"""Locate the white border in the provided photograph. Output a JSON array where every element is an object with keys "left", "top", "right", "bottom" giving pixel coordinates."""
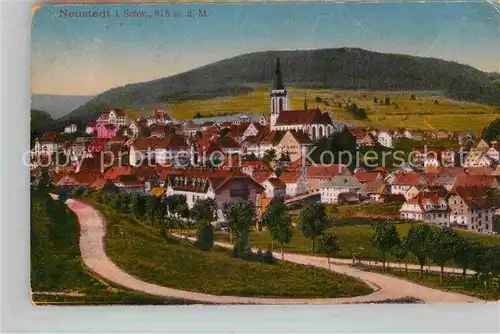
[{"left": 2, "top": 1, "right": 500, "bottom": 333}]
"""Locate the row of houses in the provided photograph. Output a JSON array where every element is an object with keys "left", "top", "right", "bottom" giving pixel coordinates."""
[{"left": 348, "top": 127, "right": 477, "bottom": 149}]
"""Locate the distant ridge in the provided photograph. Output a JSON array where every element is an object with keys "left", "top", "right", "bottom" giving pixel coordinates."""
[
  {"left": 62, "top": 48, "right": 500, "bottom": 125},
  {"left": 32, "top": 94, "right": 94, "bottom": 119}
]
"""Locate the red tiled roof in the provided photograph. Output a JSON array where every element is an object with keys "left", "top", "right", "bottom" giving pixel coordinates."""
[
  {"left": 466, "top": 167, "right": 494, "bottom": 176},
  {"left": 453, "top": 175, "right": 497, "bottom": 189},
  {"left": 252, "top": 171, "right": 274, "bottom": 184},
  {"left": 40, "top": 131, "right": 59, "bottom": 142},
  {"left": 104, "top": 166, "right": 135, "bottom": 180},
  {"left": 451, "top": 186, "right": 491, "bottom": 209},
  {"left": 279, "top": 171, "right": 302, "bottom": 183},
  {"left": 308, "top": 164, "right": 347, "bottom": 178},
  {"left": 287, "top": 130, "right": 312, "bottom": 145},
  {"left": 266, "top": 177, "right": 286, "bottom": 188},
  {"left": 393, "top": 173, "right": 427, "bottom": 186},
  {"left": 275, "top": 108, "right": 331, "bottom": 125},
  {"left": 354, "top": 171, "right": 382, "bottom": 183}
]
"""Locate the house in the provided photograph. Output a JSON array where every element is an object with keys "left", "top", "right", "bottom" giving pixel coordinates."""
[
  {"left": 464, "top": 151, "right": 493, "bottom": 168},
  {"left": 354, "top": 171, "right": 383, "bottom": 184},
  {"left": 113, "top": 175, "right": 145, "bottom": 193},
  {"left": 95, "top": 123, "right": 120, "bottom": 139},
  {"left": 391, "top": 173, "right": 428, "bottom": 199},
  {"left": 54, "top": 171, "right": 97, "bottom": 190},
  {"left": 85, "top": 122, "right": 96, "bottom": 135},
  {"left": 377, "top": 131, "right": 394, "bottom": 148},
  {"left": 165, "top": 169, "right": 264, "bottom": 222},
  {"left": 400, "top": 187, "right": 449, "bottom": 226},
  {"left": 486, "top": 143, "right": 500, "bottom": 162},
  {"left": 244, "top": 130, "right": 283, "bottom": 159},
  {"left": 275, "top": 130, "right": 313, "bottom": 163},
  {"left": 222, "top": 156, "right": 272, "bottom": 176},
  {"left": 348, "top": 127, "right": 366, "bottom": 147},
  {"left": 338, "top": 192, "right": 361, "bottom": 205},
  {"left": 472, "top": 138, "right": 490, "bottom": 152},
  {"left": 33, "top": 131, "right": 63, "bottom": 157},
  {"left": 63, "top": 124, "right": 77, "bottom": 134},
  {"left": 378, "top": 193, "right": 406, "bottom": 205},
  {"left": 360, "top": 179, "right": 387, "bottom": 202},
  {"left": 96, "top": 109, "right": 128, "bottom": 126},
  {"left": 320, "top": 175, "right": 362, "bottom": 204},
  {"left": 304, "top": 164, "right": 351, "bottom": 192},
  {"left": 153, "top": 135, "right": 190, "bottom": 166},
  {"left": 129, "top": 120, "right": 150, "bottom": 138},
  {"left": 262, "top": 177, "right": 286, "bottom": 199},
  {"left": 278, "top": 171, "right": 307, "bottom": 197},
  {"left": 448, "top": 187, "right": 496, "bottom": 233}
]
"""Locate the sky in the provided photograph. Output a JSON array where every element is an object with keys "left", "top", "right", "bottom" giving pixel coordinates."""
[{"left": 31, "top": 1, "right": 500, "bottom": 96}]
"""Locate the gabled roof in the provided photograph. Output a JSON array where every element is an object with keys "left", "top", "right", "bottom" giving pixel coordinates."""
[
  {"left": 286, "top": 130, "right": 313, "bottom": 145},
  {"left": 279, "top": 171, "right": 303, "bottom": 183},
  {"left": 354, "top": 171, "right": 382, "bottom": 183},
  {"left": 104, "top": 166, "right": 135, "bottom": 180},
  {"left": 275, "top": 108, "right": 331, "bottom": 126},
  {"left": 360, "top": 179, "right": 387, "bottom": 194},
  {"left": 308, "top": 164, "right": 348, "bottom": 178},
  {"left": 266, "top": 177, "right": 286, "bottom": 189},
  {"left": 393, "top": 173, "right": 427, "bottom": 186},
  {"left": 322, "top": 175, "right": 362, "bottom": 189},
  {"left": 450, "top": 186, "right": 492, "bottom": 209},
  {"left": 252, "top": 171, "right": 274, "bottom": 184}
]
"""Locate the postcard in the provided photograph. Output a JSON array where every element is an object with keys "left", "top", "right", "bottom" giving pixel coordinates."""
[{"left": 30, "top": 1, "right": 500, "bottom": 305}]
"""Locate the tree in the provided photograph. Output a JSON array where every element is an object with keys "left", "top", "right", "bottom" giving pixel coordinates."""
[
  {"left": 223, "top": 200, "right": 256, "bottom": 257},
  {"left": 384, "top": 97, "right": 391, "bottom": 105},
  {"left": 405, "top": 224, "right": 433, "bottom": 278},
  {"left": 391, "top": 238, "right": 409, "bottom": 274},
  {"left": 371, "top": 222, "right": 399, "bottom": 270},
  {"left": 429, "top": 227, "right": 459, "bottom": 283},
  {"left": 298, "top": 203, "right": 329, "bottom": 253},
  {"left": 130, "top": 194, "right": 148, "bottom": 218},
  {"left": 482, "top": 118, "right": 500, "bottom": 141},
  {"left": 263, "top": 149, "right": 276, "bottom": 163},
  {"left": 191, "top": 198, "right": 218, "bottom": 227},
  {"left": 147, "top": 195, "right": 163, "bottom": 226},
  {"left": 317, "top": 229, "right": 339, "bottom": 270},
  {"left": 262, "top": 199, "right": 293, "bottom": 259},
  {"left": 410, "top": 94, "right": 416, "bottom": 100},
  {"left": 453, "top": 236, "right": 475, "bottom": 279},
  {"left": 195, "top": 223, "right": 214, "bottom": 251}
]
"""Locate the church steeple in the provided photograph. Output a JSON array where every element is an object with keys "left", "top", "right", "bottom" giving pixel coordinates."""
[
  {"left": 273, "top": 58, "right": 285, "bottom": 90},
  {"left": 270, "top": 57, "right": 290, "bottom": 130}
]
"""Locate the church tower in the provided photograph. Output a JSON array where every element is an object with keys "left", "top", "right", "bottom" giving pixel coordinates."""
[{"left": 270, "top": 58, "right": 290, "bottom": 129}]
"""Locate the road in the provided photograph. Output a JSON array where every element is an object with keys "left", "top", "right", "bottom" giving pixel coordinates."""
[{"left": 65, "top": 198, "right": 480, "bottom": 304}]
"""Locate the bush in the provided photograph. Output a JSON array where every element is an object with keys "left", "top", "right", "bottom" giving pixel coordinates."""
[{"left": 195, "top": 223, "right": 214, "bottom": 251}]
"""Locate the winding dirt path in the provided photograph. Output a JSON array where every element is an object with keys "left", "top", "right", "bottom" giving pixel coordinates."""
[{"left": 66, "top": 198, "right": 480, "bottom": 304}]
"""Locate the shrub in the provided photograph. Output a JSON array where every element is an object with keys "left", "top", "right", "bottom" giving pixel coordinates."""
[{"left": 195, "top": 223, "right": 214, "bottom": 251}]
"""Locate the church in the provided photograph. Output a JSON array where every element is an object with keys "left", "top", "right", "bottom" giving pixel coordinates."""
[{"left": 269, "top": 58, "right": 336, "bottom": 140}]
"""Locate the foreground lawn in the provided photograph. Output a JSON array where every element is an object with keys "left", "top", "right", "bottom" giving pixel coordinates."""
[
  {"left": 213, "top": 222, "right": 500, "bottom": 265},
  {"left": 31, "top": 190, "right": 196, "bottom": 305},
  {"left": 96, "top": 204, "right": 373, "bottom": 298},
  {"left": 361, "top": 266, "right": 500, "bottom": 301}
]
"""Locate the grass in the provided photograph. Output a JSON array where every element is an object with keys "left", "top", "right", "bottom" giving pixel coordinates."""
[
  {"left": 30, "top": 190, "right": 199, "bottom": 305},
  {"left": 127, "top": 87, "right": 500, "bottom": 134},
  {"left": 362, "top": 266, "right": 500, "bottom": 301},
  {"left": 94, "top": 202, "right": 373, "bottom": 298},
  {"left": 213, "top": 221, "right": 500, "bottom": 265}
]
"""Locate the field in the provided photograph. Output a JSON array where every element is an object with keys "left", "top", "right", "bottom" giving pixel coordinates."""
[
  {"left": 96, "top": 203, "right": 372, "bottom": 298},
  {"left": 213, "top": 221, "right": 500, "bottom": 265},
  {"left": 30, "top": 190, "right": 191, "bottom": 305},
  {"left": 126, "top": 87, "right": 499, "bottom": 134}
]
